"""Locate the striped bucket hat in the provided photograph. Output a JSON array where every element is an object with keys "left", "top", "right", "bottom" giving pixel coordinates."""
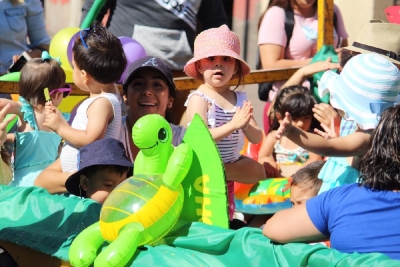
[{"left": 318, "top": 54, "right": 400, "bottom": 130}]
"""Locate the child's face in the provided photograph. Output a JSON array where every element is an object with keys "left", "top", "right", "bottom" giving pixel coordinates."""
[
  {"left": 290, "top": 185, "right": 317, "bottom": 206},
  {"left": 197, "top": 56, "right": 238, "bottom": 88},
  {"left": 291, "top": 115, "right": 312, "bottom": 132},
  {"left": 71, "top": 57, "right": 88, "bottom": 92},
  {"left": 82, "top": 169, "right": 128, "bottom": 204}
]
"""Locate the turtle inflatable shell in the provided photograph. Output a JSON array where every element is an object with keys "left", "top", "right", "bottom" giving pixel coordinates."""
[{"left": 100, "top": 174, "right": 184, "bottom": 244}]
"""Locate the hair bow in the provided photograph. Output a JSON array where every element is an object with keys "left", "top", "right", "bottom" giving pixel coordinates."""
[{"left": 41, "top": 51, "right": 62, "bottom": 66}]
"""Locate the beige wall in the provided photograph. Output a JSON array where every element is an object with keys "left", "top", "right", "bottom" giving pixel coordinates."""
[
  {"left": 45, "top": 0, "right": 83, "bottom": 37},
  {"left": 335, "top": 0, "right": 393, "bottom": 44},
  {"left": 258, "top": 0, "right": 394, "bottom": 43}
]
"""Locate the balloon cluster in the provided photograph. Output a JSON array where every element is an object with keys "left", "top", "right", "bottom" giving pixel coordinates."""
[{"left": 49, "top": 28, "right": 147, "bottom": 83}]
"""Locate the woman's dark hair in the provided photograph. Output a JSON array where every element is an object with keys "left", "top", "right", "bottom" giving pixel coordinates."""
[
  {"left": 358, "top": 105, "right": 400, "bottom": 191},
  {"left": 73, "top": 21, "right": 127, "bottom": 84},
  {"left": 19, "top": 58, "right": 66, "bottom": 107},
  {"left": 269, "top": 85, "right": 316, "bottom": 132}
]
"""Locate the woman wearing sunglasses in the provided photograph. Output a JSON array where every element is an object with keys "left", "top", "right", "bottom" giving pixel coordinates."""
[{"left": 0, "top": 52, "right": 70, "bottom": 186}]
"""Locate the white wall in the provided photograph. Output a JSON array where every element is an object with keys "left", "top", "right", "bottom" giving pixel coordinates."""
[
  {"left": 45, "top": 0, "right": 83, "bottom": 37},
  {"left": 335, "top": 0, "right": 393, "bottom": 44}
]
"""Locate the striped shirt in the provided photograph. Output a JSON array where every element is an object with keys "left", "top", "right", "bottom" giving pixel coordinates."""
[{"left": 185, "top": 90, "right": 246, "bottom": 164}]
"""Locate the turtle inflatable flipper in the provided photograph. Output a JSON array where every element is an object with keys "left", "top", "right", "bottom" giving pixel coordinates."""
[{"left": 69, "top": 115, "right": 193, "bottom": 267}]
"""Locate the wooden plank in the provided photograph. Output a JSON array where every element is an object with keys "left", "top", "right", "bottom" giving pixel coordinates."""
[
  {"left": 317, "top": 0, "right": 334, "bottom": 49},
  {"left": 0, "top": 67, "right": 299, "bottom": 95},
  {"left": 0, "top": 241, "right": 71, "bottom": 267}
]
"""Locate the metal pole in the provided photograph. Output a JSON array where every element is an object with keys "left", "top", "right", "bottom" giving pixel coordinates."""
[{"left": 243, "top": 0, "right": 250, "bottom": 61}]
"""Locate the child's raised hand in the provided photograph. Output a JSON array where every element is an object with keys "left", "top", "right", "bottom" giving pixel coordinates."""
[
  {"left": 44, "top": 101, "right": 56, "bottom": 115},
  {"left": 301, "top": 58, "right": 340, "bottom": 77},
  {"left": 312, "top": 103, "right": 341, "bottom": 128},
  {"left": 275, "top": 112, "right": 292, "bottom": 140},
  {"left": 230, "top": 101, "right": 252, "bottom": 130},
  {"left": 314, "top": 118, "right": 338, "bottom": 140}
]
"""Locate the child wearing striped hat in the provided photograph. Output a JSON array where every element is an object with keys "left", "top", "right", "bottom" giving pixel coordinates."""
[{"left": 275, "top": 53, "right": 400, "bottom": 194}]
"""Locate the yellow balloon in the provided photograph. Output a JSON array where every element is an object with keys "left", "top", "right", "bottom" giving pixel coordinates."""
[
  {"left": 49, "top": 27, "right": 80, "bottom": 69},
  {"left": 64, "top": 66, "right": 74, "bottom": 83}
]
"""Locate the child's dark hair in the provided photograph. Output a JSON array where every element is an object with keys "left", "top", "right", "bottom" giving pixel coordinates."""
[
  {"left": 359, "top": 105, "right": 400, "bottom": 191},
  {"left": 82, "top": 164, "right": 130, "bottom": 180},
  {"left": 269, "top": 85, "right": 316, "bottom": 132},
  {"left": 291, "top": 161, "right": 325, "bottom": 193},
  {"left": 19, "top": 58, "right": 66, "bottom": 107},
  {"left": 73, "top": 21, "right": 127, "bottom": 84}
]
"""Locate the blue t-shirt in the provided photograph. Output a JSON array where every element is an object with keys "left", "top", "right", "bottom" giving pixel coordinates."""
[{"left": 306, "top": 183, "right": 400, "bottom": 260}]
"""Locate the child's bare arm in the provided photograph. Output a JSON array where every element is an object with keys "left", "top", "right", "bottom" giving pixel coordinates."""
[
  {"left": 34, "top": 158, "right": 71, "bottom": 194},
  {"left": 282, "top": 58, "right": 340, "bottom": 88},
  {"left": 225, "top": 155, "right": 266, "bottom": 183},
  {"left": 45, "top": 98, "right": 114, "bottom": 147},
  {"left": 0, "top": 99, "right": 23, "bottom": 118},
  {"left": 186, "top": 94, "right": 242, "bottom": 142},
  {"left": 258, "top": 131, "right": 281, "bottom": 178},
  {"left": 186, "top": 94, "right": 209, "bottom": 126},
  {"left": 276, "top": 112, "right": 370, "bottom": 157}
]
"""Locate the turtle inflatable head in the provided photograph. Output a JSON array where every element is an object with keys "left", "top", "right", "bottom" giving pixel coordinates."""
[{"left": 132, "top": 114, "right": 173, "bottom": 157}]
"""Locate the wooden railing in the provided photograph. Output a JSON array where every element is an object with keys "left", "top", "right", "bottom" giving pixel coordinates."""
[{"left": 0, "top": 0, "right": 334, "bottom": 94}]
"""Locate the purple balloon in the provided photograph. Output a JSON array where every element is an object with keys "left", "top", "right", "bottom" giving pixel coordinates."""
[
  {"left": 118, "top": 36, "right": 147, "bottom": 83},
  {"left": 67, "top": 32, "right": 79, "bottom": 67}
]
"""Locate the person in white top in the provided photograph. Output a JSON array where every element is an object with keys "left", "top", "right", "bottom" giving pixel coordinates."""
[{"left": 35, "top": 23, "right": 126, "bottom": 194}]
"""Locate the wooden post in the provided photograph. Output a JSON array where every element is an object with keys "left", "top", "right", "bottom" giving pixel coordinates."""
[
  {"left": 317, "top": 0, "right": 334, "bottom": 50},
  {"left": 0, "top": 67, "right": 300, "bottom": 94}
]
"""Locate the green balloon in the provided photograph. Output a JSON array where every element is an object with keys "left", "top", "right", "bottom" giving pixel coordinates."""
[
  {"left": 5, "top": 114, "right": 18, "bottom": 133},
  {"left": 0, "top": 72, "right": 20, "bottom": 82}
]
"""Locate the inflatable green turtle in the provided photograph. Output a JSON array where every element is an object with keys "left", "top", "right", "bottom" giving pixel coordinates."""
[{"left": 69, "top": 114, "right": 193, "bottom": 267}]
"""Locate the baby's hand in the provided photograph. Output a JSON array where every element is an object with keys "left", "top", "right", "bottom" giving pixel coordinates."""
[
  {"left": 43, "top": 106, "right": 66, "bottom": 133},
  {"left": 231, "top": 101, "right": 252, "bottom": 130},
  {"left": 44, "top": 101, "right": 56, "bottom": 115},
  {"left": 275, "top": 112, "right": 292, "bottom": 140}
]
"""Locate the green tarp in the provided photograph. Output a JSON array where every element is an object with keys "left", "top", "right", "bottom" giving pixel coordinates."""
[{"left": 0, "top": 185, "right": 399, "bottom": 266}]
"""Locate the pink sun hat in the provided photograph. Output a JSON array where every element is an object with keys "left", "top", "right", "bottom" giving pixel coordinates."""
[{"left": 184, "top": 24, "right": 251, "bottom": 80}]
